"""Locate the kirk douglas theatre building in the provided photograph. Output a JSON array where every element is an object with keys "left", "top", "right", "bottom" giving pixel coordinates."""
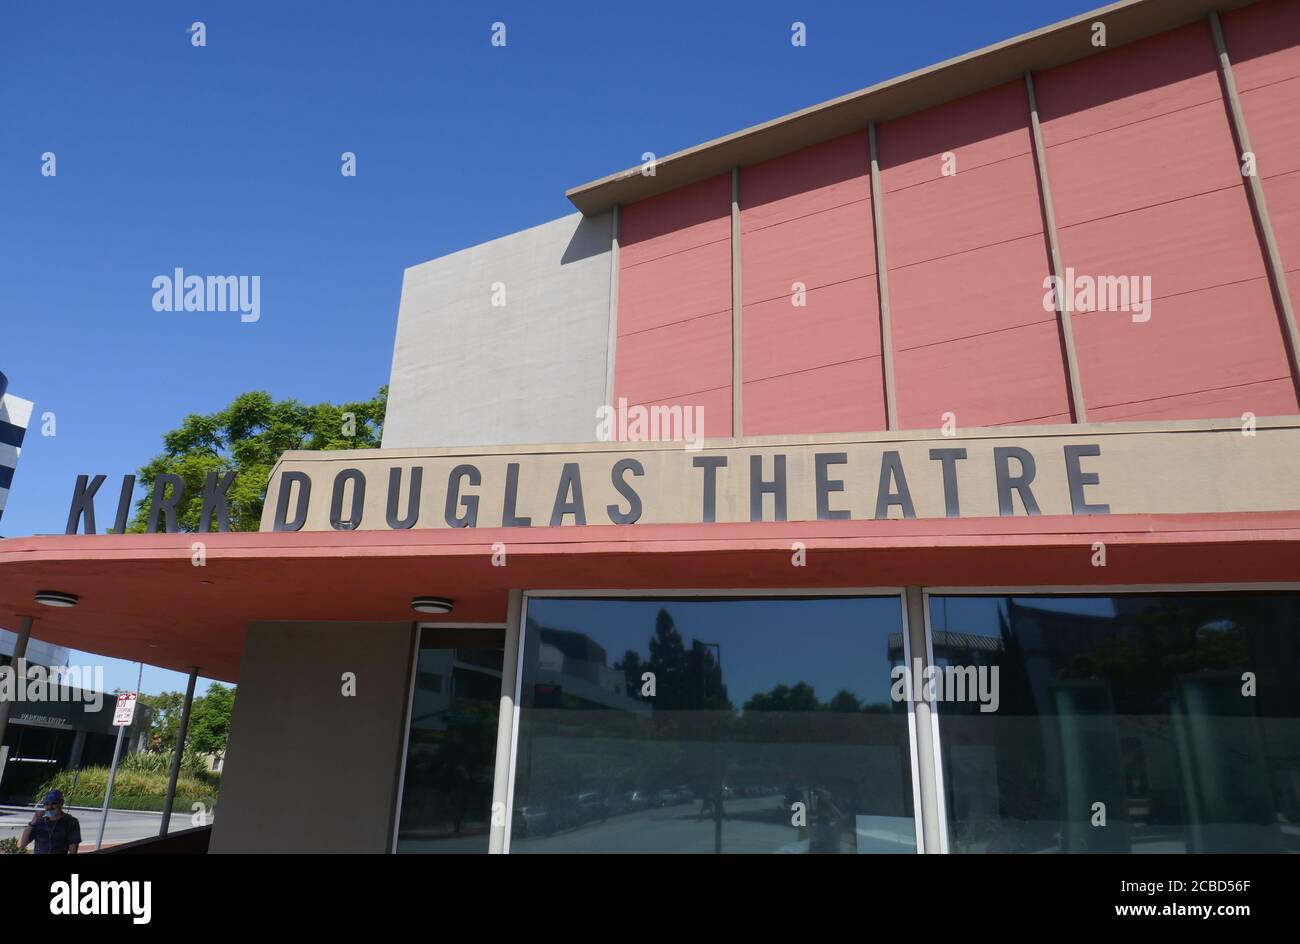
[{"left": 5, "top": 0, "right": 1300, "bottom": 855}]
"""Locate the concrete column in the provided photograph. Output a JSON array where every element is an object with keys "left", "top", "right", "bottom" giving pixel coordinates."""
[
  {"left": 905, "top": 587, "right": 944, "bottom": 852},
  {"left": 159, "top": 667, "right": 199, "bottom": 835},
  {"left": 67, "top": 729, "right": 87, "bottom": 769},
  {"left": 0, "top": 616, "right": 34, "bottom": 753},
  {"left": 488, "top": 590, "right": 523, "bottom": 853}
]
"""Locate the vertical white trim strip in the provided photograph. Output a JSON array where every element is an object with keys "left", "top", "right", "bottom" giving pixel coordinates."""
[
  {"left": 921, "top": 589, "right": 951, "bottom": 853},
  {"left": 604, "top": 207, "right": 621, "bottom": 411},
  {"left": 731, "top": 166, "right": 744, "bottom": 437},
  {"left": 488, "top": 592, "right": 524, "bottom": 853},
  {"left": 389, "top": 623, "right": 422, "bottom": 854},
  {"left": 868, "top": 122, "right": 899, "bottom": 430},
  {"left": 905, "top": 586, "right": 944, "bottom": 852},
  {"left": 500, "top": 591, "right": 528, "bottom": 853},
  {"left": 1025, "top": 70, "right": 1088, "bottom": 423},
  {"left": 899, "top": 590, "right": 926, "bottom": 853}
]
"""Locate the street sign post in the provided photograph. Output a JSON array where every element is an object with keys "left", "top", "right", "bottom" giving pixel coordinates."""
[{"left": 96, "top": 672, "right": 143, "bottom": 851}]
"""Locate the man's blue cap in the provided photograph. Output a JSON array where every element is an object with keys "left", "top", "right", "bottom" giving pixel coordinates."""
[{"left": 42, "top": 790, "right": 63, "bottom": 804}]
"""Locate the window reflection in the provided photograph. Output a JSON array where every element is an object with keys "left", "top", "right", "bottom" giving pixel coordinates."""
[
  {"left": 510, "top": 596, "right": 916, "bottom": 854},
  {"left": 395, "top": 629, "right": 503, "bottom": 854},
  {"left": 931, "top": 593, "right": 1300, "bottom": 853}
]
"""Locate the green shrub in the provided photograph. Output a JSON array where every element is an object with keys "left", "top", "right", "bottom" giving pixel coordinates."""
[
  {"left": 36, "top": 754, "right": 220, "bottom": 813},
  {"left": 119, "top": 748, "right": 212, "bottom": 780}
]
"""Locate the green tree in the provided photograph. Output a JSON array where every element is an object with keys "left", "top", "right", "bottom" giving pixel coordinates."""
[
  {"left": 187, "top": 682, "right": 235, "bottom": 755},
  {"left": 744, "top": 681, "right": 820, "bottom": 712},
  {"left": 139, "top": 691, "right": 185, "bottom": 751},
  {"left": 125, "top": 387, "right": 386, "bottom": 532},
  {"left": 140, "top": 682, "right": 236, "bottom": 756},
  {"left": 827, "top": 689, "right": 862, "bottom": 713}
]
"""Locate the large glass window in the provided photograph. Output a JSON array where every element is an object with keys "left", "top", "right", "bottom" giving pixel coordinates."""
[
  {"left": 929, "top": 592, "right": 1300, "bottom": 853},
  {"left": 395, "top": 628, "right": 503, "bottom": 853},
  {"left": 509, "top": 595, "right": 916, "bottom": 853}
]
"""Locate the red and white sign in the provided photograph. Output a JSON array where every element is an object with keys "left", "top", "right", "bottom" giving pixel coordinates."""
[{"left": 112, "top": 692, "right": 137, "bottom": 727}]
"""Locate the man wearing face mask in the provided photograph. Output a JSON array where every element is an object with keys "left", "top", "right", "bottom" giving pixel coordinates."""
[{"left": 18, "top": 790, "right": 81, "bottom": 854}]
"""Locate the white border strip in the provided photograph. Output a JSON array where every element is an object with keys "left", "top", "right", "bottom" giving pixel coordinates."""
[
  {"left": 899, "top": 591, "right": 926, "bottom": 853},
  {"left": 925, "top": 583, "right": 1300, "bottom": 595},
  {"left": 390, "top": 623, "right": 422, "bottom": 854},
  {"left": 501, "top": 596, "right": 529, "bottom": 854},
  {"left": 524, "top": 587, "right": 905, "bottom": 597}
]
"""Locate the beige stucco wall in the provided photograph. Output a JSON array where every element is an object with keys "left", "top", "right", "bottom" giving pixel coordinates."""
[
  {"left": 260, "top": 418, "right": 1300, "bottom": 532},
  {"left": 209, "top": 620, "right": 415, "bottom": 854}
]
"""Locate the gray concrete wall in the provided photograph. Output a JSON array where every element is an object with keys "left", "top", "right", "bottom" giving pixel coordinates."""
[
  {"left": 383, "top": 211, "right": 614, "bottom": 449},
  {"left": 209, "top": 620, "right": 415, "bottom": 854}
]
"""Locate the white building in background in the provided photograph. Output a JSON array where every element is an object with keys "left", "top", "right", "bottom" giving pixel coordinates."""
[{"left": 0, "top": 370, "right": 33, "bottom": 529}]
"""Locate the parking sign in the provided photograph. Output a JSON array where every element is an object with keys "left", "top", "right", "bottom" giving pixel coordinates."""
[{"left": 113, "top": 692, "right": 137, "bottom": 727}]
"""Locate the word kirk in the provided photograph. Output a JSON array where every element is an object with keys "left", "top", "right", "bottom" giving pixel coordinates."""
[{"left": 64, "top": 443, "right": 1110, "bottom": 534}]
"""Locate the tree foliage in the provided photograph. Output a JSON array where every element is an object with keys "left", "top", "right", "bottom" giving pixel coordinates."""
[
  {"left": 188, "top": 682, "right": 237, "bottom": 755},
  {"left": 141, "top": 682, "right": 236, "bottom": 755},
  {"left": 126, "top": 387, "right": 386, "bottom": 532}
]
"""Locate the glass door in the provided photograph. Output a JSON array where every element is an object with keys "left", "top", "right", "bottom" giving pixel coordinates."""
[{"left": 395, "top": 627, "right": 504, "bottom": 853}]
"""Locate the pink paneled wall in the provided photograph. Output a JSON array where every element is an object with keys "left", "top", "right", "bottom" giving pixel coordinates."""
[
  {"left": 739, "top": 131, "right": 885, "bottom": 436},
  {"left": 1037, "top": 20, "right": 1298, "bottom": 421},
  {"left": 615, "top": 174, "right": 734, "bottom": 437},
  {"left": 1224, "top": 0, "right": 1300, "bottom": 352},
  {"left": 879, "top": 81, "right": 1072, "bottom": 429},
  {"left": 612, "top": 3, "right": 1300, "bottom": 438}
]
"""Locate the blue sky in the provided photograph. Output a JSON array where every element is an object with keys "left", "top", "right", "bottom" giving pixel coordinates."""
[{"left": 0, "top": 0, "right": 1100, "bottom": 694}]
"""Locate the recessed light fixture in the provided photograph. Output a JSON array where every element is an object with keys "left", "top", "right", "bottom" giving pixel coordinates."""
[
  {"left": 410, "top": 596, "right": 454, "bottom": 615},
  {"left": 34, "top": 590, "right": 78, "bottom": 608}
]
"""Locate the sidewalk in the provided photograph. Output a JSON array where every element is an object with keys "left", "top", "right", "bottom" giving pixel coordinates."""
[{"left": 0, "top": 804, "right": 207, "bottom": 849}]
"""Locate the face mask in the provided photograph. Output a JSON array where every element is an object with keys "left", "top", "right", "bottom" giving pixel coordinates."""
[{"left": 44, "top": 809, "right": 58, "bottom": 819}]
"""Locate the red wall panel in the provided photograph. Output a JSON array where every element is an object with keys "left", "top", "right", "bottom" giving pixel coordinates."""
[
  {"left": 1037, "top": 20, "right": 1299, "bottom": 420},
  {"left": 738, "top": 131, "right": 884, "bottom": 436},
  {"left": 611, "top": 5, "right": 1300, "bottom": 441},
  {"left": 615, "top": 174, "right": 733, "bottom": 437},
  {"left": 879, "top": 81, "right": 1072, "bottom": 429},
  {"left": 1224, "top": 0, "right": 1300, "bottom": 359}
]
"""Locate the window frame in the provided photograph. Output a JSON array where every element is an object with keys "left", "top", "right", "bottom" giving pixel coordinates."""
[
  {"left": 920, "top": 582, "right": 1300, "bottom": 855},
  {"left": 391, "top": 621, "right": 507, "bottom": 855},
  {"left": 501, "top": 588, "right": 922, "bottom": 854}
]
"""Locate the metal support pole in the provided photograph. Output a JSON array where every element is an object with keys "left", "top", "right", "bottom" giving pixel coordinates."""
[
  {"left": 160, "top": 666, "right": 199, "bottom": 835},
  {"left": 0, "top": 616, "right": 34, "bottom": 753},
  {"left": 95, "top": 724, "right": 126, "bottom": 851}
]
